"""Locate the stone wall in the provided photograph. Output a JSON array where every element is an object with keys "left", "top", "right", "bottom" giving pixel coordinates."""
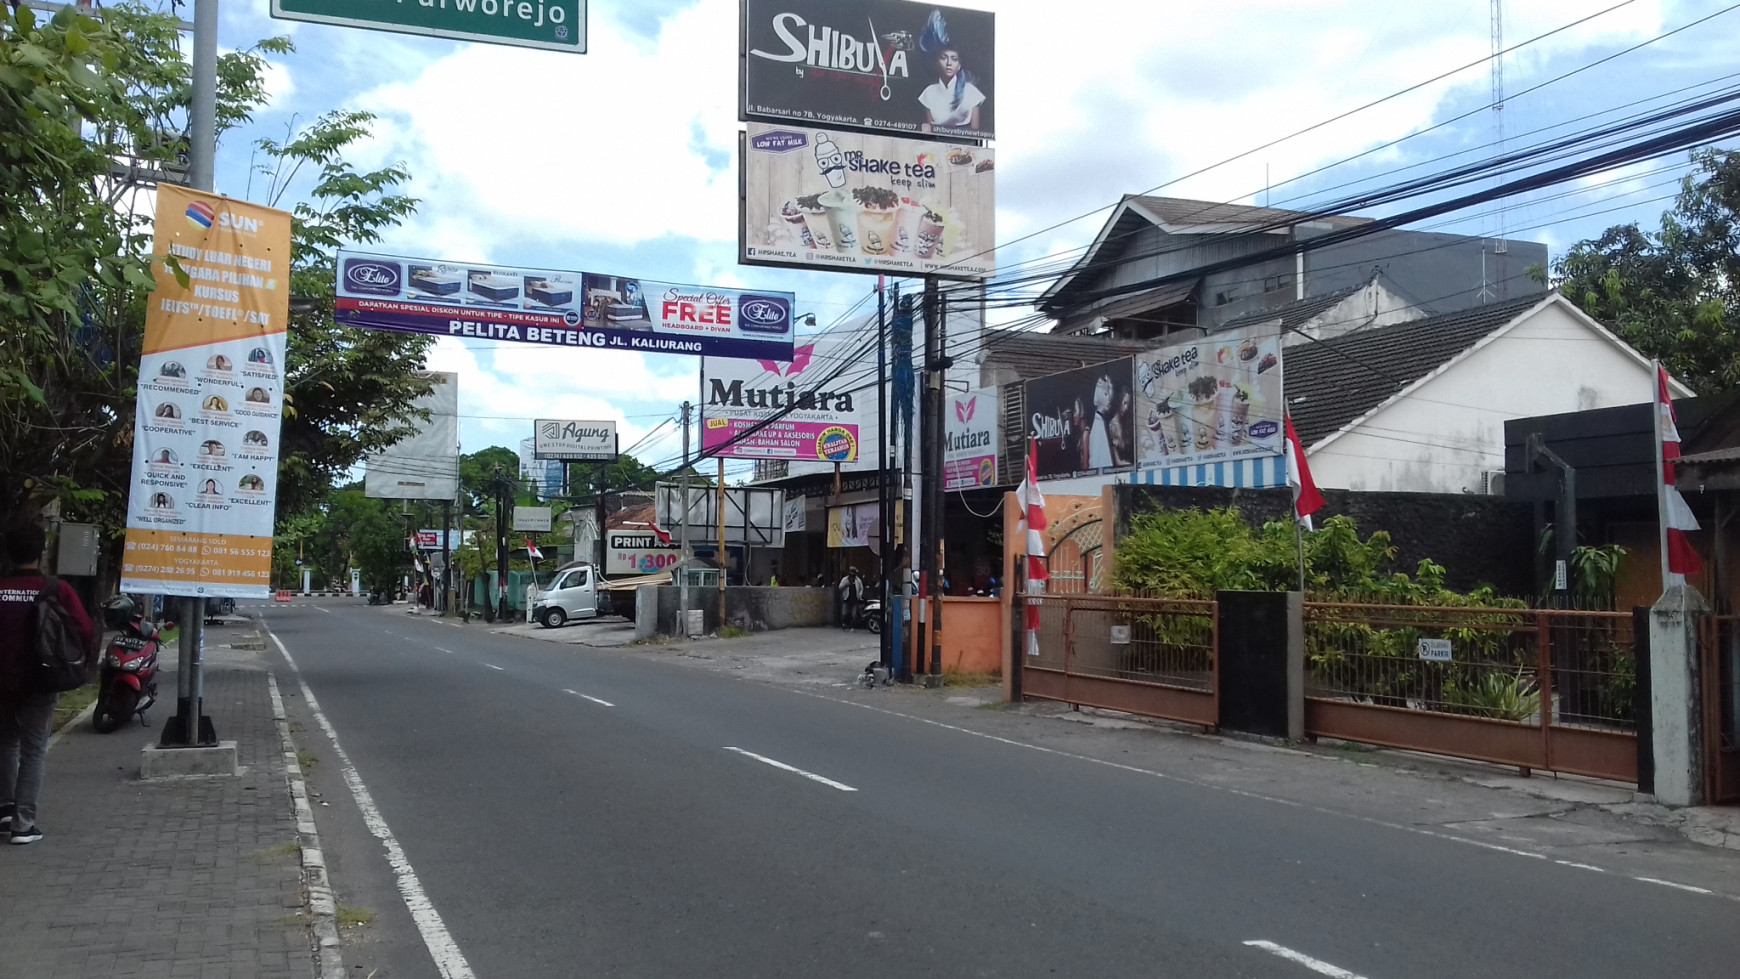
[{"left": 636, "top": 586, "right": 836, "bottom": 639}]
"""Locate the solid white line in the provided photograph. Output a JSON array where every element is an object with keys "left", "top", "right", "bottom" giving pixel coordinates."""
[
  {"left": 1244, "top": 940, "right": 1370, "bottom": 979},
  {"left": 484, "top": 663, "right": 504, "bottom": 671},
  {"left": 563, "top": 689, "right": 614, "bottom": 707},
  {"left": 1635, "top": 876, "right": 1714, "bottom": 895},
  {"left": 1556, "top": 860, "right": 1607, "bottom": 872},
  {"left": 267, "top": 629, "right": 476, "bottom": 979},
  {"left": 723, "top": 747, "right": 858, "bottom": 792}
]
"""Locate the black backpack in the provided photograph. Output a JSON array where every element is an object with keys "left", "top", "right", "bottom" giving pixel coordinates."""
[{"left": 35, "top": 576, "right": 93, "bottom": 693}]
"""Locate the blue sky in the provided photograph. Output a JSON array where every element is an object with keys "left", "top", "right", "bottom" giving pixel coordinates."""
[{"left": 201, "top": 0, "right": 1739, "bottom": 475}]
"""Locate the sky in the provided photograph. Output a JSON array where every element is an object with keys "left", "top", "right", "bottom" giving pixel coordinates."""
[{"left": 198, "top": 0, "right": 1740, "bottom": 478}]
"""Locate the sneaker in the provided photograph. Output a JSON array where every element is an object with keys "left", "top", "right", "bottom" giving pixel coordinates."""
[{"left": 9, "top": 825, "right": 42, "bottom": 845}]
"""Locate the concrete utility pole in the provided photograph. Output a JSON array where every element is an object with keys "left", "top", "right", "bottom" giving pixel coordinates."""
[
  {"left": 678, "top": 402, "right": 692, "bottom": 627},
  {"left": 876, "top": 280, "right": 891, "bottom": 671},
  {"left": 925, "top": 278, "right": 947, "bottom": 683}
]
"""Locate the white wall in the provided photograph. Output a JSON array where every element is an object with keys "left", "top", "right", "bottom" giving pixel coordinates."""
[{"left": 1309, "top": 299, "right": 1660, "bottom": 494}]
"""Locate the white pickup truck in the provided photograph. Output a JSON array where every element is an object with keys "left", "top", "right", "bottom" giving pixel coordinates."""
[{"left": 531, "top": 562, "right": 654, "bottom": 628}]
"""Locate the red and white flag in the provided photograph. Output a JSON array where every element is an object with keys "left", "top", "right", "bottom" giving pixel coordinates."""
[
  {"left": 1657, "top": 365, "right": 1702, "bottom": 580},
  {"left": 1016, "top": 443, "right": 1048, "bottom": 657},
  {"left": 1284, "top": 414, "right": 1326, "bottom": 530},
  {"left": 525, "top": 539, "right": 544, "bottom": 561}
]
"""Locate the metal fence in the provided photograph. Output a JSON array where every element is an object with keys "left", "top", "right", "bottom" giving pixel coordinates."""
[
  {"left": 1701, "top": 615, "right": 1740, "bottom": 804},
  {"left": 1303, "top": 603, "right": 1638, "bottom": 782},
  {"left": 1017, "top": 594, "right": 1218, "bottom": 727}
]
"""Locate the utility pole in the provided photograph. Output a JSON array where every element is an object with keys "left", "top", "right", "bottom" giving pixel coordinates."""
[
  {"left": 163, "top": 0, "right": 220, "bottom": 748},
  {"left": 925, "top": 278, "right": 948, "bottom": 683},
  {"left": 897, "top": 290, "right": 915, "bottom": 684},
  {"left": 441, "top": 500, "right": 453, "bottom": 614},
  {"left": 494, "top": 467, "right": 511, "bottom": 621},
  {"left": 679, "top": 401, "right": 692, "bottom": 625},
  {"left": 717, "top": 456, "right": 727, "bottom": 624},
  {"left": 876, "top": 279, "right": 891, "bottom": 671}
]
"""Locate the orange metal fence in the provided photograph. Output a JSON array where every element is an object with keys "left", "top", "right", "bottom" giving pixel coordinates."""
[
  {"left": 1700, "top": 616, "right": 1740, "bottom": 804},
  {"left": 1017, "top": 594, "right": 1218, "bottom": 728}
]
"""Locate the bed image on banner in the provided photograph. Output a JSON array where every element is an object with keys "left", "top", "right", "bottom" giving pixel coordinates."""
[{"left": 121, "top": 186, "right": 292, "bottom": 598}]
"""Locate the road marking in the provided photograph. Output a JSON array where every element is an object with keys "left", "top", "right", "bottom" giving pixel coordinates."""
[
  {"left": 1556, "top": 860, "right": 1606, "bottom": 872},
  {"left": 267, "top": 629, "right": 476, "bottom": 979},
  {"left": 435, "top": 647, "right": 454, "bottom": 654},
  {"left": 315, "top": 606, "right": 332, "bottom": 615},
  {"left": 484, "top": 663, "right": 504, "bottom": 671},
  {"left": 563, "top": 689, "right": 614, "bottom": 707},
  {"left": 1244, "top": 941, "right": 1370, "bottom": 979},
  {"left": 724, "top": 747, "right": 858, "bottom": 792},
  {"left": 1635, "top": 876, "right": 1714, "bottom": 894}
]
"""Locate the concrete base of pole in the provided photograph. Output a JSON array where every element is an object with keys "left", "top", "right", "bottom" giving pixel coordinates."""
[
  {"left": 140, "top": 740, "right": 238, "bottom": 779},
  {"left": 919, "top": 674, "right": 945, "bottom": 689}
]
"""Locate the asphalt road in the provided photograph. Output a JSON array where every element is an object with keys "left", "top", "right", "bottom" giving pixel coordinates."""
[{"left": 261, "top": 600, "right": 1740, "bottom": 979}]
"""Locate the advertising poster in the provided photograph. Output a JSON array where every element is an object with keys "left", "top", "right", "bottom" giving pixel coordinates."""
[
  {"left": 364, "top": 371, "right": 460, "bottom": 501},
  {"left": 334, "top": 249, "right": 795, "bottom": 361},
  {"left": 534, "top": 419, "right": 618, "bottom": 461},
  {"left": 1024, "top": 358, "right": 1136, "bottom": 481},
  {"left": 944, "top": 387, "right": 998, "bottom": 490},
  {"left": 741, "top": 123, "right": 994, "bottom": 279},
  {"left": 605, "top": 529, "right": 682, "bottom": 577},
  {"left": 1132, "top": 332, "right": 1284, "bottom": 470},
  {"left": 742, "top": 0, "right": 995, "bottom": 140},
  {"left": 702, "top": 340, "right": 862, "bottom": 461},
  {"left": 121, "top": 186, "right": 292, "bottom": 599}
]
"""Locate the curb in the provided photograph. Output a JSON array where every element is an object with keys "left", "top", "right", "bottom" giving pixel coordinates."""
[
  {"left": 268, "top": 671, "right": 344, "bottom": 979},
  {"left": 45, "top": 699, "right": 99, "bottom": 751}
]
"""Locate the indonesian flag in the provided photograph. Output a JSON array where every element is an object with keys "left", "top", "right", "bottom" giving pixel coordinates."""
[
  {"left": 525, "top": 539, "right": 544, "bottom": 561},
  {"left": 1658, "top": 365, "right": 1702, "bottom": 578},
  {"left": 1016, "top": 443, "right": 1048, "bottom": 657},
  {"left": 1285, "top": 414, "right": 1326, "bottom": 530}
]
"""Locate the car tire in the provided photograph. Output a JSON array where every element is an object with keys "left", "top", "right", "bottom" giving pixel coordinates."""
[{"left": 540, "top": 607, "right": 566, "bottom": 629}]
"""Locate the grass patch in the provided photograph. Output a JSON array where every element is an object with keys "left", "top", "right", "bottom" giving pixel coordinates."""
[
  {"left": 717, "top": 625, "right": 752, "bottom": 639},
  {"left": 295, "top": 750, "right": 318, "bottom": 771},
  {"left": 943, "top": 669, "right": 999, "bottom": 688},
  {"left": 337, "top": 905, "right": 376, "bottom": 929},
  {"left": 52, "top": 682, "right": 101, "bottom": 733},
  {"left": 255, "top": 842, "right": 302, "bottom": 862}
]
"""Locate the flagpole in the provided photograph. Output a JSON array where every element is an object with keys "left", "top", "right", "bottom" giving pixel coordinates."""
[
  {"left": 1652, "top": 359, "right": 1670, "bottom": 592},
  {"left": 1294, "top": 517, "right": 1306, "bottom": 594}
]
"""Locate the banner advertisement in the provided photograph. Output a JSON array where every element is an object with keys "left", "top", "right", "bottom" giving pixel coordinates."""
[
  {"left": 605, "top": 529, "right": 682, "bottom": 577},
  {"left": 1132, "top": 332, "right": 1284, "bottom": 470},
  {"left": 513, "top": 506, "right": 554, "bottom": 532},
  {"left": 742, "top": 0, "right": 996, "bottom": 141},
  {"left": 782, "top": 496, "right": 807, "bottom": 532},
  {"left": 365, "top": 371, "right": 460, "bottom": 501},
  {"left": 741, "top": 124, "right": 994, "bottom": 279},
  {"left": 534, "top": 419, "right": 618, "bottom": 461},
  {"left": 121, "top": 186, "right": 293, "bottom": 598},
  {"left": 944, "top": 387, "right": 998, "bottom": 490},
  {"left": 334, "top": 249, "right": 796, "bottom": 361},
  {"left": 826, "top": 502, "right": 903, "bottom": 548},
  {"left": 1024, "top": 358, "right": 1136, "bottom": 481},
  {"left": 413, "top": 530, "right": 464, "bottom": 551},
  {"left": 702, "top": 340, "right": 862, "bottom": 461}
]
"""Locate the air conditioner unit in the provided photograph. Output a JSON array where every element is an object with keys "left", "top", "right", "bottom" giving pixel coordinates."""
[{"left": 1480, "top": 470, "right": 1506, "bottom": 496}]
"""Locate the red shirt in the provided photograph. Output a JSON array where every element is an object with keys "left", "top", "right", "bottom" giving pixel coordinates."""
[{"left": 0, "top": 574, "right": 96, "bottom": 693}]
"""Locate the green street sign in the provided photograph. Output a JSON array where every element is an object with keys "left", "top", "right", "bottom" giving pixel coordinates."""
[{"left": 271, "top": 0, "right": 586, "bottom": 54}]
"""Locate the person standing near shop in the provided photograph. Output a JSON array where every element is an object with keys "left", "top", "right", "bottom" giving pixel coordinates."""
[
  {"left": 837, "top": 566, "right": 866, "bottom": 631},
  {"left": 0, "top": 521, "right": 96, "bottom": 845}
]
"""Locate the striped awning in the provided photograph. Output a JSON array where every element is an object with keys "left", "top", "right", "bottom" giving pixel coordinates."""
[{"left": 1128, "top": 454, "right": 1287, "bottom": 489}]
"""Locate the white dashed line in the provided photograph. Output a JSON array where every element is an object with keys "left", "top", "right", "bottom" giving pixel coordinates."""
[
  {"left": 1555, "top": 860, "right": 1606, "bottom": 872},
  {"left": 484, "top": 664, "right": 504, "bottom": 671},
  {"left": 1635, "top": 876, "right": 1714, "bottom": 895},
  {"left": 563, "top": 689, "right": 614, "bottom": 707},
  {"left": 434, "top": 647, "right": 454, "bottom": 654},
  {"left": 723, "top": 747, "right": 857, "bottom": 792},
  {"left": 1243, "top": 940, "right": 1371, "bottom": 979}
]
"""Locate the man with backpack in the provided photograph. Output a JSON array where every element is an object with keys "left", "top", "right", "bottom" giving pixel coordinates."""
[
  {"left": 0, "top": 521, "right": 96, "bottom": 845},
  {"left": 837, "top": 566, "right": 865, "bottom": 631}
]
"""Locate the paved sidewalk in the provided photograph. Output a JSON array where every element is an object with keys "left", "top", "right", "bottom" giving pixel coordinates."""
[{"left": 0, "top": 647, "right": 312, "bottom": 978}]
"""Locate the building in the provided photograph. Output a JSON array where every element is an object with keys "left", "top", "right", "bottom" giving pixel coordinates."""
[
  {"left": 517, "top": 438, "right": 566, "bottom": 499},
  {"left": 1036, "top": 195, "right": 1546, "bottom": 342}
]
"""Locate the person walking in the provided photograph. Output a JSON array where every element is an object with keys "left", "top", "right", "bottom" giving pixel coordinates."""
[
  {"left": 837, "top": 566, "right": 865, "bottom": 631},
  {"left": 0, "top": 521, "right": 96, "bottom": 845}
]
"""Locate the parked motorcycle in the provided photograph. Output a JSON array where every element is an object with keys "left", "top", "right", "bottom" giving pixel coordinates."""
[
  {"left": 92, "top": 596, "right": 162, "bottom": 734},
  {"left": 861, "top": 598, "right": 884, "bottom": 634}
]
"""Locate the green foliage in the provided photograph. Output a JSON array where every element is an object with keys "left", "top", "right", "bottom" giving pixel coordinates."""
[
  {"left": 1442, "top": 671, "right": 1541, "bottom": 722},
  {"left": 1554, "top": 148, "right": 1740, "bottom": 394}
]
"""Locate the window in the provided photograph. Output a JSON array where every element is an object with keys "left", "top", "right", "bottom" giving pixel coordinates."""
[
  {"left": 549, "top": 571, "right": 572, "bottom": 591},
  {"left": 1265, "top": 272, "right": 1292, "bottom": 293}
]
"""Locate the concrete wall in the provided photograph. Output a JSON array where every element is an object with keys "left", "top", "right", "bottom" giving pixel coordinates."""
[
  {"left": 635, "top": 586, "right": 834, "bottom": 638},
  {"left": 1311, "top": 298, "right": 1658, "bottom": 495},
  {"left": 937, "top": 598, "right": 1002, "bottom": 674}
]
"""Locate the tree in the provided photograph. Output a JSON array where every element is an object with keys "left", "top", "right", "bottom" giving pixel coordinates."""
[
  {"left": 1554, "top": 149, "right": 1740, "bottom": 394},
  {"left": 460, "top": 446, "right": 523, "bottom": 512}
]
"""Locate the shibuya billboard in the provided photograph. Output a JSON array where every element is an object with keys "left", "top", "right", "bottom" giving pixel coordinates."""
[
  {"left": 334, "top": 250, "right": 795, "bottom": 361},
  {"left": 1025, "top": 358, "right": 1136, "bottom": 481}
]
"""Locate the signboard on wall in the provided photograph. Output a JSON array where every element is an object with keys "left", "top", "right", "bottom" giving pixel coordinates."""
[
  {"left": 1024, "top": 358, "right": 1136, "bottom": 480},
  {"left": 512, "top": 506, "right": 553, "bottom": 532},
  {"left": 1131, "top": 332, "right": 1283, "bottom": 470},
  {"left": 273, "top": 0, "right": 587, "bottom": 54},
  {"left": 534, "top": 419, "right": 618, "bottom": 461},
  {"left": 121, "top": 186, "right": 292, "bottom": 598},
  {"left": 605, "top": 529, "right": 682, "bottom": 577},
  {"left": 740, "top": 124, "right": 994, "bottom": 279},
  {"left": 741, "top": 0, "right": 995, "bottom": 141},
  {"left": 944, "top": 387, "right": 998, "bottom": 490},
  {"left": 334, "top": 249, "right": 795, "bottom": 361},
  {"left": 702, "top": 340, "right": 863, "bottom": 461}
]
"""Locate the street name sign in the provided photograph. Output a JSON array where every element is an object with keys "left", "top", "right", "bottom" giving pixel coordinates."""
[{"left": 271, "top": 0, "right": 586, "bottom": 54}]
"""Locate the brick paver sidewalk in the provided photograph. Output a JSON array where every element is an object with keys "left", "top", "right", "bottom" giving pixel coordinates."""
[{"left": 0, "top": 663, "right": 312, "bottom": 979}]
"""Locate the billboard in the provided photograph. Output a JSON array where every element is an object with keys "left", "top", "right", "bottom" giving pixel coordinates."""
[
  {"left": 742, "top": 0, "right": 995, "bottom": 141},
  {"left": 944, "top": 387, "right": 998, "bottom": 490},
  {"left": 120, "top": 186, "right": 292, "bottom": 599},
  {"left": 534, "top": 419, "right": 618, "bottom": 461},
  {"left": 702, "top": 340, "right": 863, "bottom": 462},
  {"left": 364, "top": 372, "right": 461, "bottom": 501},
  {"left": 334, "top": 250, "right": 796, "bottom": 361},
  {"left": 605, "top": 529, "right": 682, "bottom": 577},
  {"left": 741, "top": 124, "right": 994, "bottom": 279},
  {"left": 273, "top": 0, "right": 585, "bottom": 53},
  {"left": 1132, "top": 333, "right": 1284, "bottom": 470},
  {"left": 1024, "top": 358, "right": 1136, "bottom": 481}
]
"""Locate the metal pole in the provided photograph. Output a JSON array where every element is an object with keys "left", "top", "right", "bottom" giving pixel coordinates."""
[
  {"left": 927, "top": 278, "right": 946, "bottom": 680},
  {"left": 899, "top": 292, "right": 915, "bottom": 684},
  {"left": 877, "top": 279, "right": 891, "bottom": 670},
  {"left": 442, "top": 501, "right": 453, "bottom": 614},
  {"left": 679, "top": 401, "right": 691, "bottom": 623},
  {"left": 496, "top": 469, "right": 510, "bottom": 621},
  {"left": 717, "top": 456, "right": 727, "bottom": 624},
  {"left": 1652, "top": 360, "right": 1671, "bottom": 592},
  {"left": 1294, "top": 517, "right": 1306, "bottom": 594}
]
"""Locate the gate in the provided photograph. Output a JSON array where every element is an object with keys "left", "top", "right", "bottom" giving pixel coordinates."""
[
  {"left": 1018, "top": 594, "right": 1218, "bottom": 727},
  {"left": 1701, "top": 616, "right": 1740, "bottom": 804},
  {"left": 1303, "top": 603, "right": 1638, "bottom": 782}
]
